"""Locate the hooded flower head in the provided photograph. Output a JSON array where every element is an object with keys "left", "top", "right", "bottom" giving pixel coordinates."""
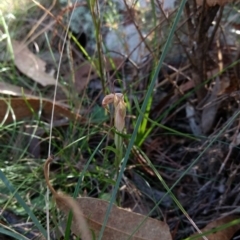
[{"left": 102, "top": 93, "right": 126, "bottom": 132}]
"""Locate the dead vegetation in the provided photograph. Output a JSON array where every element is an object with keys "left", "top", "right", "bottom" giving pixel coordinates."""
[{"left": 1, "top": 0, "right": 240, "bottom": 239}]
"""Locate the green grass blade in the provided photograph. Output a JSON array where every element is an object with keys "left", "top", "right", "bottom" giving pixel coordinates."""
[
  {"left": 64, "top": 134, "right": 107, "bottom": 240},
  {"left": 138, "top": 56, "right": 240, "bottom": 145},
  {"left": 0, "top": 226, "right": 29, "bottom": 240},
  {"left": 0, "top": 170, "right": 47, "bottom": 238},
  {"left": 133, "top": 96, "right": 199, "bottom": 141}
]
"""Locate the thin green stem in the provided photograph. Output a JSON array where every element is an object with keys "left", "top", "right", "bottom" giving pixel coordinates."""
[{"left": 114, "top": 131, "right": 123, "bottom": 168}]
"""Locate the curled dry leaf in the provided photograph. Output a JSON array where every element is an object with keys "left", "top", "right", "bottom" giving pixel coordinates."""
[
  {"left": 44, "top": 158, "right": 172, "bottom": 240},
  {"left": 196, "top": 0, "right": 233, "bottom": 6},
  {"left": 44, "top": 157, "right": 92, "bottom": 240},
  {"left": 190, "top": 215, "right": 240, "bottom": 240},
  {"left": 12, "top": 40, "right": 57, "bottom": 86},
  {"left": 0, "top": 97, "right": 82, "bottom": 124}
]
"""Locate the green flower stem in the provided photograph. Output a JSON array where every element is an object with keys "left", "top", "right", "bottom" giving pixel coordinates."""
[{"left": 114, "top": 131, "right": 123, "bottom": 169}]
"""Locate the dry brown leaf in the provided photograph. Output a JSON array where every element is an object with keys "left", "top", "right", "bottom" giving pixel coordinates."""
[
  {"left": 76, "top": 198, "right": 171, "bottom": 240},
  {"left": 12, "top": 40, "right": 57, "bottom": 86},
  {"left": 196, "top": 0, "right": 233, "bottom": 6},
  {"left": 44, "top": 158, "right": 172, "bottom": 240},
  {"left": 0, "top": 97, "right": 82, "bottom": 124},
  {"left": 190, "top": 215, "right": 240, "bottom": 240},
  {"left": 0, "top": 82, "right": 33, "bottom": 96},
  {"left": 0, "top": 80, "right": 68, "bottom": 102}
]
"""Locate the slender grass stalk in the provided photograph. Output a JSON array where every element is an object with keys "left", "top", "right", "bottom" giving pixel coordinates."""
[
  {"left": 114, "top": 132, "right": 123, "bottom": 168},
  {"left": 133, "top": 97, "right": 199, "bottom": 141},
  {"left": 0, "top": 225, "right": 29, "bottom": 240},
  {"left": 89, "top": 0, "right": 106, "bottom": 94},
  {"left": 64, "top": 135, "right": 107, "bottom": 239},
  {"left": 46, "top": 0, "right": 79, "bottom": 239},
  {"left": 0, "top": 11, "right": 14, "bottom": 61}
]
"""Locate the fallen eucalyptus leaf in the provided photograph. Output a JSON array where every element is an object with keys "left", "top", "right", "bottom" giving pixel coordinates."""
[
  {"left": 44, "top": 158, "right": 172, "bottom": 240},
  {"left": 12, "top": 40, "right": 57, "bottom": 86},
  {"left": 0, "top": 97, "right": 82, "bottom": 124},
  {"left": 0, "top": 82, "right": 32, "bottom": 96}
]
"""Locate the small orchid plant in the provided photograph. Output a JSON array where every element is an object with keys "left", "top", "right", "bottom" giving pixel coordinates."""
[{"left": 102, "top": 93, "right": 126, "bottom": 168}]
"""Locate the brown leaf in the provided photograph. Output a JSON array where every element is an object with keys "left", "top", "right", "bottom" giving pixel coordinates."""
[
  {"left": 0, "top": 97, "right": 82, "bottom": 124},
  {"left": 44, "top": 158, "right": 172, "bottom": 240},
  {"left": 74, "top": 198, "right": 172, "bottom": 240},
  {"left": 76, "top": 197, "right": 171, "bottom": 240},
  {"left": 0, "top": 80, "right": 68, "bottom": 102},
  {"left": 12, "top": 40, "right": 57, "bottom": 86},
  {"left": 191, "top": 215, "right": 240, "bottom": 240},
  {"left": 0, "top": 82, "right": 32, "bottom": 96}
]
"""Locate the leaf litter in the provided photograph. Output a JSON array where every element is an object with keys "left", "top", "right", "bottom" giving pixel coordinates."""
[{"left": 2, "top": 0, "right": 240, "bottom": 239}]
